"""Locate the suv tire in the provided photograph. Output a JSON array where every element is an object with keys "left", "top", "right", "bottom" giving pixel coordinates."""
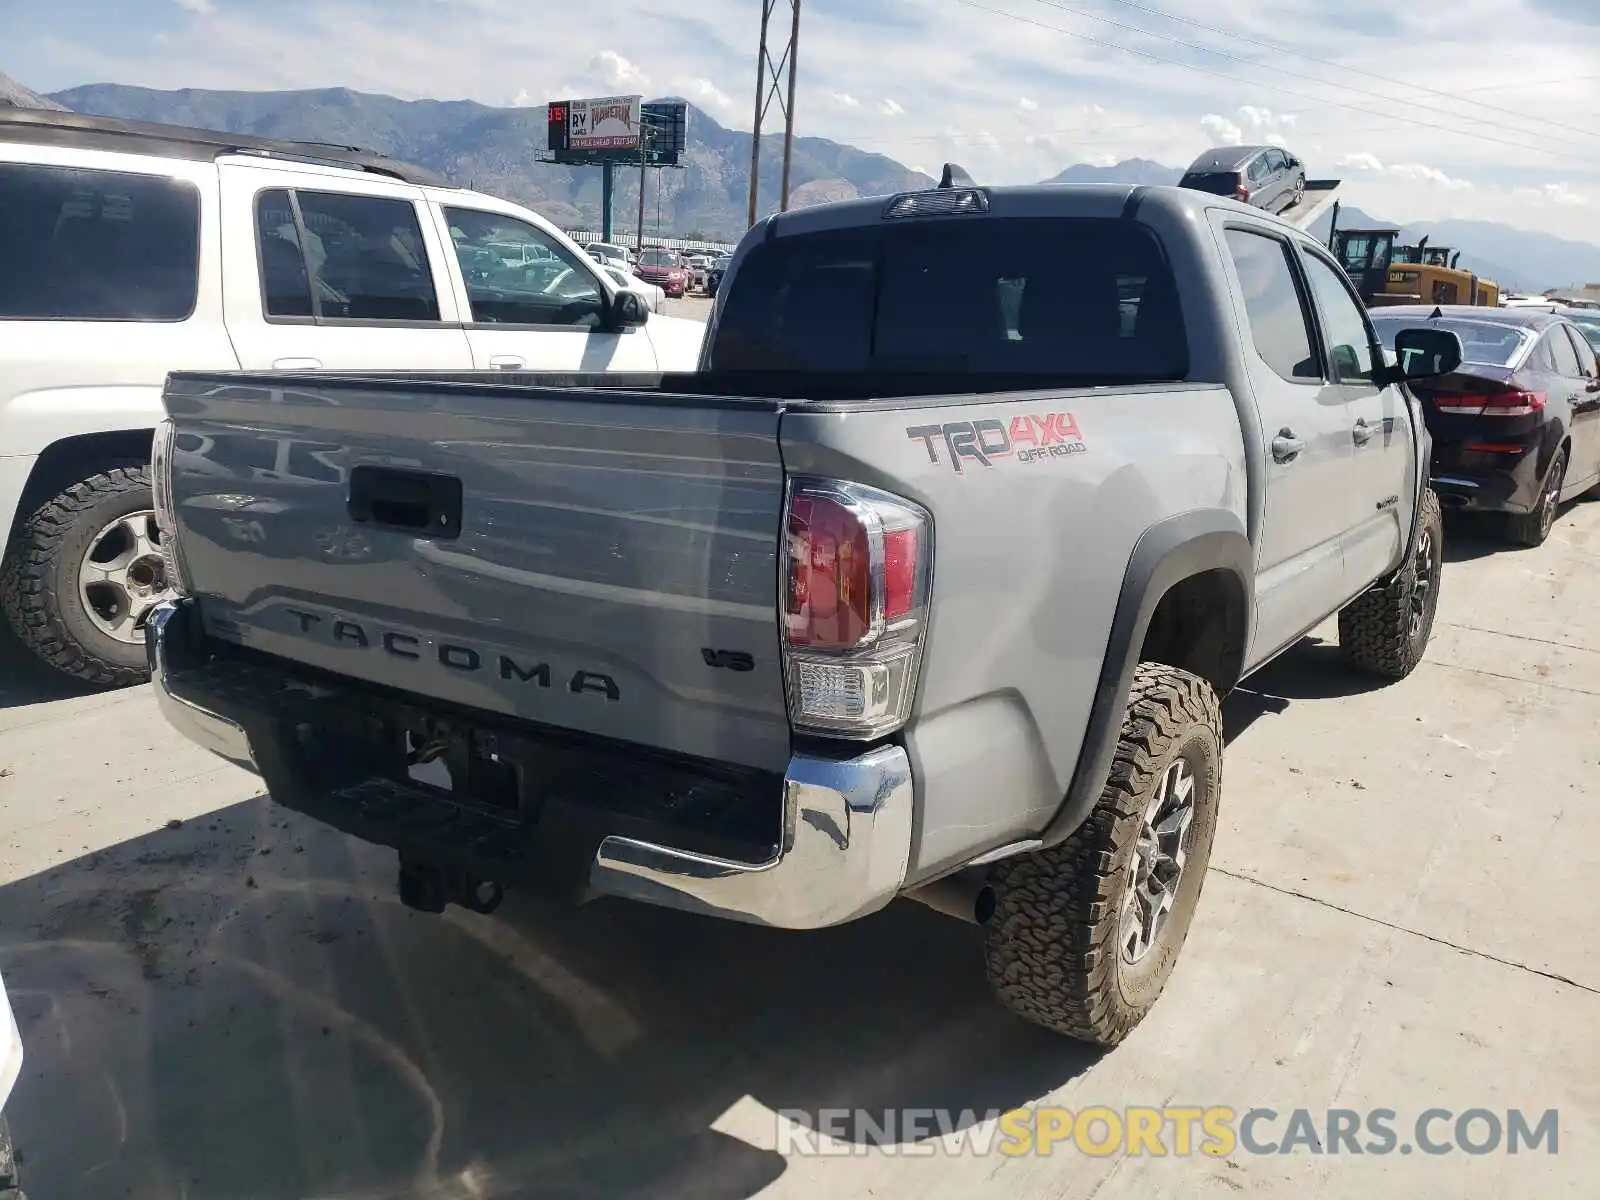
[
  {"left": 1, "top": 463, "right": 167, "bottom": 688},
  {"left": 983, "top": 662, "right": 1222, "bottom": 1046},
  {"left": 1338, "top": 487, "right": 1443, "bottom": 680}
]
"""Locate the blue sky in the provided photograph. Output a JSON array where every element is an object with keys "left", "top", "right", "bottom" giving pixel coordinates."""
[{"left": 6, "top": 0, "right": 1600, "bottom": 244}]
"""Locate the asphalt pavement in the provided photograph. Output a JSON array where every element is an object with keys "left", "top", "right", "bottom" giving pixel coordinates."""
[{"left": 0, "top": 500, "right": 1595, "bottom": 1198}]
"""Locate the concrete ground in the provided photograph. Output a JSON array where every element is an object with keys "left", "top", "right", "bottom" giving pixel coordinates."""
[
  {"left": 660, "top": 293, "right": 714, "bottom": 322},
  {"left": 0, "top": 501, "right": 1596, "bottom": 1199}
]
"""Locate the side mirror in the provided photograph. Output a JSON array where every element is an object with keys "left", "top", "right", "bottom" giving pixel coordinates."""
[
  {"left": 609, "top": 288, "right": 649, "bottom": 330},
  {"left": 1388, "top": 327, "right": 1464, "bottom": 382}
]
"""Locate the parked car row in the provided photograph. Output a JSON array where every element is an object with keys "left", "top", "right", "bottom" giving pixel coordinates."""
[{"left": 1371, "top": 305, "right": 1600, "bottom": 544}]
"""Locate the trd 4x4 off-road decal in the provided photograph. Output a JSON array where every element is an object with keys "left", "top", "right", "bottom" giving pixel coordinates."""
[{"left": 906, "top": 413, "right": 1087, "bottom": 474}]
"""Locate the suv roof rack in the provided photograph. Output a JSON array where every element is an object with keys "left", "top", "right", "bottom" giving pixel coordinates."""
[{"left": 0, "top": 107, "right": 451, "bottom": 188}]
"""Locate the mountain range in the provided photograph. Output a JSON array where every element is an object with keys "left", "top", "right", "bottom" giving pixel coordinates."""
[{"left": 8, "top": 77, "right": 1599, "bottom": 290}]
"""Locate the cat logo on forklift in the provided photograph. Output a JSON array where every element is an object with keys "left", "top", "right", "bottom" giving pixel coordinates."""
[{"left": 906, "top": 412, "right": 1087, "bottom": 474}]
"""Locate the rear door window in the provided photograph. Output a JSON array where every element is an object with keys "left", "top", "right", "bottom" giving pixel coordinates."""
[
  {"left": 0, "top": 162, "right": 200, "bottom": 321},
  {"left": 257, "top": 190, "right": 442, "bottom": 322},
  {"left": 1548, "top": 325, "right": 1584, "bottom": 378},
  {"left": 1223, "top": 227, "right": 1319, "bottom": 382},
  {"left": 1561, "top": 325, "right": 1596, "bottom": 378},
  {"left": 707, "top": 216, "right": 1188, "bottom": 385}
]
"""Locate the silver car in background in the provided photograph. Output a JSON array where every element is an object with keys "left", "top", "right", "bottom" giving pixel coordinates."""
[{"left": 1180, "top": 145, "right": 1307, "bottom": 214}]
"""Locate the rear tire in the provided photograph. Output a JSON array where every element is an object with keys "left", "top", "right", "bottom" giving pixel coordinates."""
[
  {"left": 0, "top": 463, "right": 166, "bottom": 688},
  {"left": 1338, "top": 487, "right": 1443, "bottom": 680},
  {"left": 983, "top": 663, "right": 1222, "bottom": 1046},
  {"left": 1506, "top": 448, "right": 1566, "bottom": 547}
]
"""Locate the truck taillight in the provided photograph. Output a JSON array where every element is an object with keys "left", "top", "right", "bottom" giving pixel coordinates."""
[
  {"left": 781, "top": 478, "right": 932, "bottom": 739},
  {"left": 150, "top": 418, "right": 192, "bottom": 597}
]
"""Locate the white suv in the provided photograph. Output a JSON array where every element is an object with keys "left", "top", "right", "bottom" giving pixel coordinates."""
[{"left": 0, "top": 108, "right": 707, "bottom": 687}]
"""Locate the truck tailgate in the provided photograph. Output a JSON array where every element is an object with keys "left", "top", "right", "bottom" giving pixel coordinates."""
[{"left": 161, "top": 373, "right": 791, "bottom": 772}]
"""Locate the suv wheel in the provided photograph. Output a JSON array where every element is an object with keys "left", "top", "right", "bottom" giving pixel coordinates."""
[
  {"left": 1, "top": 463, "right": 172, "bottom": 687},
  {"left": 1338, "top": 487, "right": 1444, "bottom": 680},
  {"left": 1506, "top": 447, "right": 1566, "bottom": 547},
  {"left": 983, "top": 662, "right": 1222, "bottom": 1046}
]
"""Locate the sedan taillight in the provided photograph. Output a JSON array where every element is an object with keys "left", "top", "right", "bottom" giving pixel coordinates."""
[{"left": 1435, "top": 389, "right": 1545, "bottom": 416}]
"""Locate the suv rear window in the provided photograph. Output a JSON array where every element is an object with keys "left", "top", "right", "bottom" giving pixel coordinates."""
[
  {"left": 707, "top": 216, "right": 1187, "bottom": 384},
  {"left": 0, "top": 162, "right": 200, "bottom": 321}
]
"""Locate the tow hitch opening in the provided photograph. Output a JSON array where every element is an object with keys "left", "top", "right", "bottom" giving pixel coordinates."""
[{"left": 398, "top": 856, "right": 505, "bottom": 915}]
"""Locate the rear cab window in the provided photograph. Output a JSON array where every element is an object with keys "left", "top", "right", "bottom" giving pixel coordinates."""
[
  {"left": 0, "top": 161, "right": 200, "bottom": 321},
  {"left": 706, "top": 216, "right": 1188, "bottom": 387}
]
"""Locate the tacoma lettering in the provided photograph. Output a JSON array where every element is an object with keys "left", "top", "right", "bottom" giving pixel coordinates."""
[{"left": 276, "top": 614, "right": 616, "bottom": 697}]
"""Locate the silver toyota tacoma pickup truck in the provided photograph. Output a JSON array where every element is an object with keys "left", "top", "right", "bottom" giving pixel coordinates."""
[{"left": 145, "top": 169, "right": 1465, "bottom": 1045}]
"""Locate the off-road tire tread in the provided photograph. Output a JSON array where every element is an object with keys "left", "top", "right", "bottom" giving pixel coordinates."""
[
  {"left": 983, "top": 663, "right": 1222, "bottom": 1046},
  {"left": 0, "top": 464, "right": 153, "bottom": 687},
  {"left": 1338, "top": 488, "right": 1442, "bottom": 680}
]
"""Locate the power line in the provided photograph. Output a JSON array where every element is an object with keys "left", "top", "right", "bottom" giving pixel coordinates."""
[
  {"left": 1090, "top": 0, "right": 1600, "bottom": 139},
  {"left": 1019, "top": 0, "right": 1596, "bottom": 156},
  {"left": 954, "top": 0, "right": 1600, "bottom": 170}
]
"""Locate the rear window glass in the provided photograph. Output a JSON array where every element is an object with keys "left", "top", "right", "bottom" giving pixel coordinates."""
[
  {"left": 1370, "top": 316, "right": 1529, "bottom": 367},
  {"left": 707, "top": 217, "right": 1187, "bottom": 384},
  {"left": 0, "top": 162, "right": 200, "bottom": 321}
]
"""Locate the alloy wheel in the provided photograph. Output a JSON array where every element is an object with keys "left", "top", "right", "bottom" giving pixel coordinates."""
[
  {"left": 77, "top": 510, "right": 174, "bottom": 645},
  {"left": 1409, "top": 526, "right": 1437, "bottom": 641},
  {"left": 1120, "top": 756, "right": 1199, "bottom": 964},
  {"left": 1539, "top": 453, "right": 1566, "bottom": 541}
]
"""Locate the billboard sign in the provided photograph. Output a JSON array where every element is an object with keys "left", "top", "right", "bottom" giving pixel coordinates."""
[
  {"left": 546, "top": 99, "right": 686, "bottom": 167},
  {"left": 567, "top": 95, "right": 642, "bottom": 152}
]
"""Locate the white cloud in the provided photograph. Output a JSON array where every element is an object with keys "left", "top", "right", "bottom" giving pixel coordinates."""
[
  {"left": 1019, "top": 96, "right": 1038, "bottom": 112},
  {"left": 829, "top": 91, "right": 861, "bottom": 109},
  {"left": 510, "top": 88, "right": 532, "bottom": 107},
  {"left": 174, "top": 0, "right": 215, "bottom": 11},
  {"left": 590, "top": 49, "right": 647, "bottom": 92},
  {"left": 1515, "top": 182, "right": 1591, "bottom": 207},
  {"left": 1200, "top": 113, "right": 1243, "bottom": 145},
  {"left": 880, "top": 98, "right": 905, "bottom": 117},
  {"left": 1339, "top": 153, "right": 1470, "bottom": 190},
  {"left": 1339, "top": 152, "right": 1386, "bottom": 172},
  {"left": 1089, "top": 152, "right": 1119, "bottom": 167},
  {"left": 675, "top": 76, "right": 733, "bottom": 110}
]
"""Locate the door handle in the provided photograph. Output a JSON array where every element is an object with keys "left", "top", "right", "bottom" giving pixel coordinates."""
[
  {"left": 1271, "top": 430, "right": 1306, "bottom": 462},
  {"left": 1352, "top": 419, "right": 1376, "bottom": 446},
  {"left": 489, "top": 355, "right": 526, "bottom": 371},
  {"left": 272, "top": 357, "right": 322, "bottom": 370}
]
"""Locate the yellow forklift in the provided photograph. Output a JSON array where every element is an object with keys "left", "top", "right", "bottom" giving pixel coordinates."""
[{"left": 1327, "top": 204, "right": 1499, "bottom": 308}]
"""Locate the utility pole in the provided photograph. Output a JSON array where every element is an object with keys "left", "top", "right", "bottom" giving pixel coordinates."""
[
  {"left": 601, "top": 162, "right": 614, "bottom": 243},
  {"left": 746, "top": 0, "right": 801, "bottom": 228},
  {"left": 635, "top": 112, "right": 650, "bottom": 256}
]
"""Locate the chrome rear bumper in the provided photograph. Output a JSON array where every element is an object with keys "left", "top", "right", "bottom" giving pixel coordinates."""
[{"left": 147, "top": 599, "right": 914, "bottom": 930}]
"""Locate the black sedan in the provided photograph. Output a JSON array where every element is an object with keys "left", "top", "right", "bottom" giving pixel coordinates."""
[
  {"left": 1179, "top": 145, "right": 1306, "bottom": 214},
  {"left": 1370, "top": 306, "right": 1600, "bottom": 546}
]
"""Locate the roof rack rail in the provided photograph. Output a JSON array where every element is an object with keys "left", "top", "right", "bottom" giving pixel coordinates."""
[{"left": 0, "top": 106, "right": 451, "bottom": 187}]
